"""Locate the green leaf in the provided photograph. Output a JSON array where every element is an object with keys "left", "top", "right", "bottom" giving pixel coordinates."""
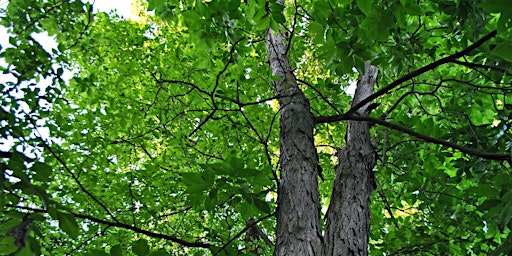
[
  {"left": 28, "top": 185, "right": 51, "bottom": 209},
  {"left": 31, "top": 162, "right": 53, "bottom": 182},
  {"left": 181, "top": 10, "right": 202, "bottom": 30},
  {"left": 480, "top": 0, "right": 507, "bottom": 13},
  {"left": 26, "top": 237, "right": 41, "bottom": 256},
  {"left": 0, "top": 236, "right": 18, "bottom": 255},
  {"left": 255, "top": 15, "right": 270, "bottom": 30},
  {"left": 227, "top": 157, "right": 244, "bottom": 172},
  {"left": 253, "top": 198, "right": 271, "bottom": 214},
  {"left": 147, "top": 0, "right": 156, "bottom": 11},
  {"left": 470, "top": 106, "right": 495, "bottom": 125},
  {"left": 16, "top": 243, "right": 34, "bottom": 256},
  {"left": 490, "top": 232, "right": 512, "bottom": 256},
  {"left": 132, "top": 239, "right": 150, "bottom": 256},
  {"left": 272, "top": 12, "right": 286, "bottom": 24},
  {"left": 8, "top": 151, "right": 27, "bottom": 173},
  {"left": 474, "top": 185, "right": 500, "bottom": 198},
  {"left": 269, "top": 2, "right": 285, "bottom": 14},
  {"left": 478, "top": 199, "right": 501, "bottom": 211},
  {"left": 147, "top": 0, "right": 166, "bottom": 11},
  {"left": 148, "top": 249, "right": 170, "bottom": 256},
  {"left": 356, "top": 0, "right": 373, "bottom": 16},
  {"left": 0, "top": 219, "right": 22, "bottom": 235},
  {"left": 209, "top": 246, "right": 223, "bottom": 255},
  {"left": 404, "top": 1, "right": 422, "bottom": 15},
  {"left": 499, "top": 201, "right": 512, "bottom": 229},
  {"left": 85, "top": 249, "right": 108, "bottom": 256},
  {"left": 493, "top": 41, "right": 512, "bottom": 62},
  {"left": 57, "top": 212, "right": 79, "bottom": 239},
  {"left": 110, "top": 244, "right": 123, "bottom": 256}
]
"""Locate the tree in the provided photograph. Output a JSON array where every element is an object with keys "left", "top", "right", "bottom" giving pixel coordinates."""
[{"left": 1, "top": 0, "right": 512, "bottom": 255}]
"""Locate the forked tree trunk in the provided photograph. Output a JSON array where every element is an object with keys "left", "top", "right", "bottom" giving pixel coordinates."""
[
  {"left": 265, "top": 16, "right": 323, "bottom": 256},
  {"left": 324, "top": 62, "right": 378, "bottom": 256},
  {"left": 265, "top": 2, "right": 378, "bottom": 255}
]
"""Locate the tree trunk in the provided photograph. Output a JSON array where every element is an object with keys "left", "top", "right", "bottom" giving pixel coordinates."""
[
  {"left": 324, "top": 62, "right": 378, "bottom": 256},
  {"left": 265, "top": 22, "right": 323, "bottom": 256}
]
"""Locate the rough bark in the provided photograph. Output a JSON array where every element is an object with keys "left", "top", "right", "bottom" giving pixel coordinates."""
[
  {"left": 324, "top": 62, "right": 378, "bottom": 256},
  {"left": 265, "top": 17, "right": 323, "bottom": 256}
]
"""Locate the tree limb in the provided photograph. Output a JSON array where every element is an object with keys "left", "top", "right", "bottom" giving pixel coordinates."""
[
  {"left": 11, "top": 205, "right": 213, "bottom": 249},
  {"left": 316, "top": 115, "right": 512, "bottom": 164},
  {"left": 343, "top": 30, "right": 497, "bottom": 117}
]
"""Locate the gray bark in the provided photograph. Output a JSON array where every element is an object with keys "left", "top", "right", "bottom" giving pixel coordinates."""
[
  {"left": 265, "top": 23, "right": 323, "bottom": 256},
  {"left": 324, "top": 62, "right": 378, "bottom": 256}
]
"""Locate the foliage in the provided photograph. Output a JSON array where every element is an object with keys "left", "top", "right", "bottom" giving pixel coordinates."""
[{"left": 1, "top": 0, "right": 512, "bottom": 255}]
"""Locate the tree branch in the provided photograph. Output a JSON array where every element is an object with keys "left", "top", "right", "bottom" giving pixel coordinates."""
[
  {"left": 188, "top": 110, "right": 217, "bottom": 137},
  {"left": 213, "top": 213, "right": 275, "bottom": 256},
  {"left": 11, "top": 205, "right": 213, "bottom": 249},
  {"left": 343, "top": 30, "right": 497, "bottom": 117},
  {"left": 31, "top": 131, "right": 119, "bottom": 223},
  {"left": 316, "top": 115, "right": 511, "bottom": 164},
  {"left": 451, "top": 59, "right": 509, "bottom": 73},
  {"left": 212, "top": 37, "right": 245, "bottom": 96},
  {"left": 297, "top": 78, "right": 342, "bottom": 115}
]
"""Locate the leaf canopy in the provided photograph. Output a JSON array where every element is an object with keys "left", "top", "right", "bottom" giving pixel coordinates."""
[{"left": 1, "top": 0, "right": 512, "bottom": 255}]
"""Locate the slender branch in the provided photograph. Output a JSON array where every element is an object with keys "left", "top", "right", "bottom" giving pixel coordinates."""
[
  {"left": 159, "top": 206, "right": 193, "bottom": 218},
  {"left": 11, "top": 205, "right": 213, "bottom": 249},
  {"left": 188, "top": 110, "right": 216, "bottom": 137},
  {"left": 389, "top": 238, "right": 452, "bottom": 255},
  {"left": 158, "top": 78, "right": 211, "bottom": 96},
  {"left": 28, "top": 123, "right": 120, "bottom": 223},
  {"left": 343, "top": 30, "right": 497, "bottom": 117},
  {"left": 451, "top": 60, "right": 509, "bottom": 73},
  {"left": 377, "top": 190, "right": 398, "bottom": 228},
  {"left": 212, "top": 37, "right": 245, "bottom": 96},
  {"left": 442, "top": 78, "right": 512, "bottom": 93},
  {"left": 67, "top": 2, "right": 93, "bottom": 49},
  {"left": 219, "top": 93, "right": 292, "bottom": 108},
  {"left": 317, "top": 115, "right": 511, "bottom": 164},
  {"left": 381, "top": 90, "right": 414, "bottom": 118},
  {"left": 297, "top": 78, "right": 341, "bottom": 114},
  {"left": 67, "top": 225, "right": 110, "bottom": 255},
  {"left": 285, "top": 0, "right": 298, "bottom": 55},
  {"left": 240, "top": 109, "right": 273, "bottom": 166},
  {"left": 213, "top": 213, "right": 275, "bottom": 256}
]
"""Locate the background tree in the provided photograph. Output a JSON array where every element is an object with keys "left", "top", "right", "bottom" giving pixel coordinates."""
[{"left": 1, "top": 0, "right": 512, "bottom": 255}]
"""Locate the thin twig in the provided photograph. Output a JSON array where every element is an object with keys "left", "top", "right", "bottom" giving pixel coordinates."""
[{"left": 213, "top": 213, "right": 275, "bottom": 256}]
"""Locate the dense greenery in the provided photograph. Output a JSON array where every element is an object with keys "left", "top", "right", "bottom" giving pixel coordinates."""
[{"left": 1, "top": 0, "right": 512, "bottom": 255}]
